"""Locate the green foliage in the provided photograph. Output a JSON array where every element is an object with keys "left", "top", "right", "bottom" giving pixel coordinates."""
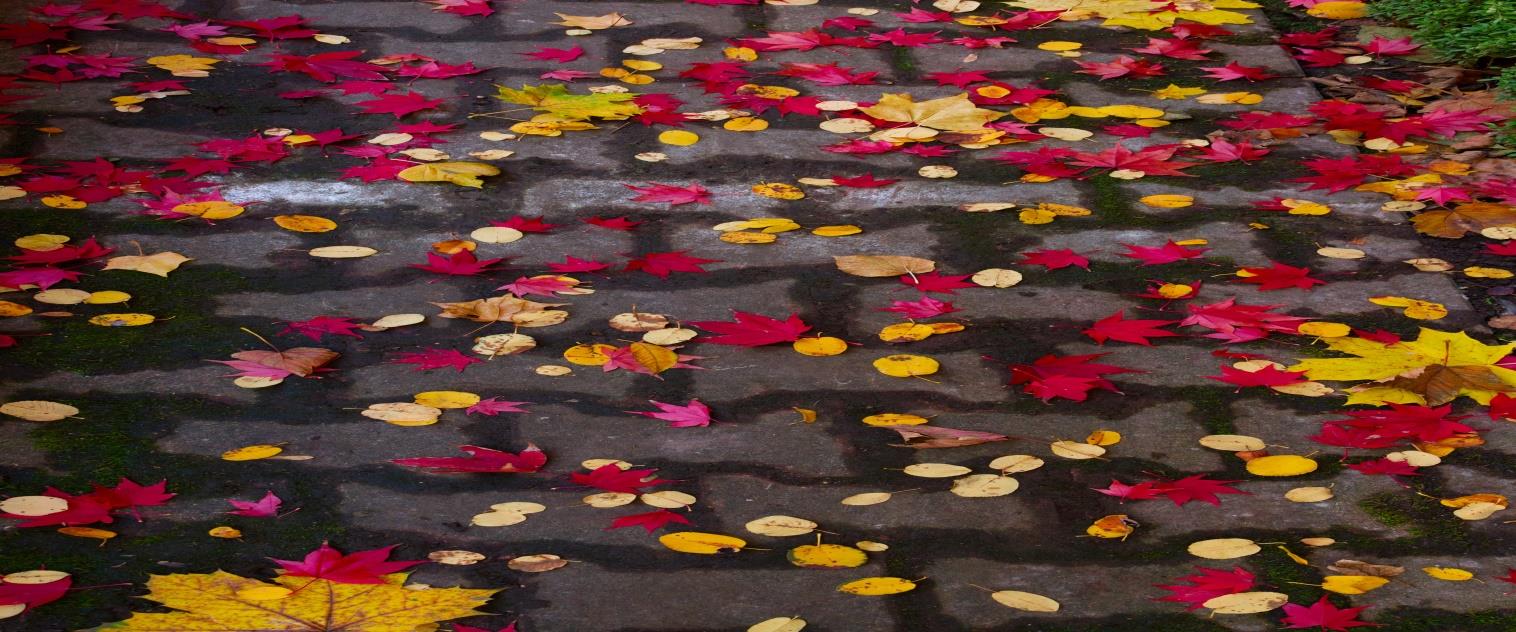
[{"left": 1369, "top": 0, "right": 1516, "bottom": 64}]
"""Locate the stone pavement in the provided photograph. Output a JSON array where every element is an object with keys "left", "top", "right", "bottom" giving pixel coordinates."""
[{"left": 1, "top": 0, "right": 1515, "bottom": 630}]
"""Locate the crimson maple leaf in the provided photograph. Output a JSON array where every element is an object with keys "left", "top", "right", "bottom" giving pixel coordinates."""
[
  {"left": 547, "top": 256, "right": 611, "bottom": 274},
  {"left": 388, "top": 348, "right": 482, "bottom": 373},
  {"left": 492, "top": 215, "right": 559, "bottom": 233},
  {"left": 1009, "top": 353, "right": 1137, "bottom": 402},
  {"left": 900, "top": 271, "right": 976, "bottom": 294},
  {"left": 775, "top": 62, "right": 877, "bottom": 86},
  {"left": 584, "top": 216, "right": 641, "bottom": 231},
  {"left": 1195, "top": 138, "right": 1270, "bottom": 163},
  {"left": 1236, "top": 261, "right": 1326, "bottom": 291},
  {"left": 628, "top": 399, "right": 713, "bottom": 428},
  {"left": 466, "top": 397, "right": 531, "bottom": 416},
  {"left": 272, "top": 542, "right": 424, "bottom": 584},
  {"left": 571, "top": 464, "right": 673, "bottom": 493},
  {"left": 1155, "top": 566, "right": 1255, "bottom": 610},
  {"left": 608, "top": 509, "right": 692, "bottom": 533},
  {"left": 279, "top": 316, "right": 365, "bottom": 342},
  {"left": 259, "top": 51, "right": 388, "bottom": 82},
  {"left": 623, "top": 251, "right": 720, "bottom": 278},
  {"left": 1153, "top": 475, "right": 1248, "bottom": 506},
  {"left": 1094, "top": 479, "right": 1162, "bottom": 501},
  {"left": 392, "top": 444, "right": 546, "bottom": 473},
  {"left": 626, "top": 182, "right": 712, "bottom": 205},
  {"left": 1083, "top": 310, "right": 1178, "bottom": 346},
  {"left": 1132, "top": 37, "right": 1212, "bottom": 60},
  {"left": 1201, "top": 62, "right": 1277, "bottom": 81},
  {"left": 1072, "top": 145, "right": 1198, "bottom": 177},
  {"left": 735, "top": 30, "right": 831, "bottom": 52},
  {"left": 831, "top": 173, "right": 899, "bottom": 187},
  {"left": 689, "top": 311, "right": 811, "bottom": 346},
  {"left": 1019, "top": 248, "right": 1090, "bottom": 270},
  {"left": 1121, "top": 241, "right": 1209, "bottom": 266},
  {"left": 355, "top": 91, "right": 444, "bottom": 117},
  {"left": 410, "top": 250, "right": 504, "bottom": 276},
  {"left": 1348, "top": 457, "right": 1419, "bottom": 478},
  {"left": 0, "top": 568, "right": 70, "bottom": 610},
  {"left": 1281, "top": 596, "right": 1374, "bottom": 631},
  {"left": 879, "top": 296, "right": 958, "bottom": 319},
  {"left": 521, "top": 45, "right": 583, "bottom": 62},
  {"left": 90, "top": 478, "right": 175, "bottom": 511},
  {"left": 925, "top": 69, "right": 992, "bottom": 88},
  {"left": 0, "top": 266, "right": 82, "bottom": 290},
  {"left": 1180, "top": 298, "right": 1308, "bottom": 343},
  {"left": 1076, "top": 56, "right": 1165, "bottom": 80},
  {"left": 1208, "top": 364, "right": 1307, "bottom": 388},
  {"left": 428, "top": 0, "right": 495, "bottom": 16},
  {"left": 227, "top": 491, "right": 283, "bottom": 517}
]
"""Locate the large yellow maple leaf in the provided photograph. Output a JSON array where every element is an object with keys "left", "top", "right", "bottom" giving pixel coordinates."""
[
  {"left": 97, "top": 572, "right": 498, "bottom": 631},
  {"left": 858, "top": 93, "right": 1003, "bottom": 131},
  {"left": 1288, "top": 328, "right": 1516, "bottom": 405}
]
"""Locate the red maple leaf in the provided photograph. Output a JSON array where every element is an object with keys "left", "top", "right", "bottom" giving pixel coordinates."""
[
  {"left": 259, "top": 51, "right": 388, "bottom": 82},
  {"left": 1236, "top": 261, "right": 1326, "bottom": 291},
  {"left": 521, "top": 45, "right": 583, "bottom": 62},
  {"left": 1348, "top": 457, "right": 1420, "bottom": 478},
  {"left": 1208, "top": 364, "right": 1308, "bottom": 388},
  {"left": 775, "top": 62, "right": 877, "bottom": 86},
  {"left": 689, "top": 311, "right": 811, "bottom": 346},
  {"left": 623, "top": 251, "right": 720, "bottom": 278},
  {"left": 1076, "top": 56, "right": 1165, "bottom": 80},
  {"left": 867, "top": 28, "right": 943, "bottom": 47},
  {"left": 272, "top": 543, "right": 424, "bottom": 584},
  {"left": 1121, "top": 241, "right": 1210, "bottom": 265},
  {"left": 1019, "top": 248, "right": 1090, "bottom": 270},
  {"left": 1491, "top": 393, "right": 1516, "bottom": 421},
  {"left": 924, "top": 70, "right": 992, "bottom": 88},
  {"left": 410, "top": 250, "right": 504, "bottom": 276},
  {"left": 427, "top": 0, "right": 495, "bottom": 16},
  {"left": 735, "top": 30, "right": 831, "bottom": 52},
  {"left": 1094, "top": 479, "right": 1163, "bottom": 501},
  {"left": 499, "top": 276, "right": 579, "bottom": 297},
  {"left": 1180, "top": 298, "right": 1307, "bottom": 343},
  {"left": 1281, "top": 596, "right": 1374, "bottom": 631},
  {"left": 900, "top": 271, "right": 976, "bottom": 294},
  {"left": 831, "top": 173, "right": 899, "bottom": 187},
  {"left": 1155, "top": 566, "right": 1255, "bottom": 610},
  {"left": 584, "top": 216, "right": 641, "bottom": 231},
  {"left": 571, "top": 464, "right": 673, "bottom": 493},
  {"left": 466, "top": 397, "right": 531, "bottom": 416},
  {"left": 396, "top": 61, "right": 483, "bottom": 79},
  {"left": 90, "top": 478, "right": 175, "bottom": 510},
  {"left": 492, "top": 215, "right": 559, "bottom": 233},
  {"left": 547, "top": 255, "right": 611, "bottom": 274},
  {"left": 1195, "top": 138, "right": 1270, "bottom": 163},
  {"left": 879, "top": 296, "right": 958, "bottom": 319},
  {"left": 608, "top": 509, "right": 692, "bottom": 533},
  {"left": 625, "top": 182, "right": 712, "bottom": 205},
  {"left": 1201, "top": 62, "right": 1277, "bottom": 81},
  {"left": 627, "top": 399, "right": 714, "bottom": 428},
  {"left": 8, "top": 237, "right": 114, "bottom": 265},
  {"left": 1072, "top": 145, "right": 1197, "bottom": 177},
  {"left": 0, "top": 267, "right": 82, "bottom": 290},
  {"left": 279, "top": 316, "right": 365, "bottom": 342},
  {"left": 1083, "top": 310, "right": 1178, "bottom": 346},
  {"left": 227, "top": 491, "right": 283, "bottom": 518},
  {"left": 1153, "top": 475, "right": 1248, "bottom": 506},
  {"left": 1132, "top": 37, "right": 1212, "bottom": 60},
  {"left": 392, "top": 444, "right": 546, "bottom": 473},
  {"left": 1009, "top": 353, "right": 1137, "bottom": 402},
  {"left": 355, "top": 91, "right": 444, "bottom": 117},
  {"left": 388, "top": 348, "right": 481, "bottom": 373}
]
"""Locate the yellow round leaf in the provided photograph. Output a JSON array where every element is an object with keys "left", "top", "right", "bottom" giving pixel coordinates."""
[
  {"left": 221, "top": 444, "right": 283, "bottom": 461},
  {"left": 1098, "top": 105, "right": 1165, "bottom": 119},
  {"left": 788, "top": 543, "right": 867, "bottom": 568},
  {"left": 659, "top": 531, "right": 747, "bottom": 554},
  {"left": 41, "top": 195, "right": 86, "bottom": 209},
  {"left": 1197, "top": 434, "right": 1266, "bottom": 451},
  {"left": 1188, "top": 538, "right": 1260, "bottom": 559},
  {"left": 745, "top": 515, "right": 818, "bottom": 537},
  {"left": 902, "top": 463, "right": 971, "bottom": 478},
  {"left": 33, "top": 289, "right": 90, "bottom": 305},
  {"left": 1050, "top": 441, "right": 1105, "bottom": 460},
  {"left": 879, "top": 323, "right": 935, "bottom": 343},
  {"left": 837, "top": 577, "right": 917, "bottom": 596},
  {"left": 0, "top": 301, "right": 32, "bottom": 317},
  {"left": 988, "top": 454, "right": 1044, "bottom": 473},
  {"left": 811, "top": 225, "right": 862, "bottom": 237},
  {"left": 1306, "top": 1, "right": 1367, "bottom": 19},
  {"left": 1246, "top": 455, "right": 1318, "bottom": 477},
  {"left": 753, "top": 182, "right": 805, "bottom": 200},
  {"left": 1298, "top": 322, "right": 1352, "bottom": 337},
  {"left": 564, "top": 343, "right": 617, "bottom": 365},
  {"left": 841, "top": 492, "right": 892, "bottom": 506},
  {"left": 413, "top": 390, "right": 480, "bottom": 409},
  {"left": 173, "top": 200, "right": 244, "bottom": 220},
  {"left": 748, "top": 617, "right": 806, "bottom": 632},
  {"left": 15, "top": 234, "right": 69, "bottom": 251},
  {"left": 1085, "top": 430, "right": 1121, "bottom": 446},
  {"left": 658, "top": 130, "right": 700, "bottom": 146},
  {"left": 0, "top": 400, "right": 79, "bottom": 422},
  {"left": 991, "top": 590, "right": 1059, "bottom": 612},
  {"left": 1037, "top": 41, "right": 1081, "bottom": 51},
  {"left": 872, "top": 354, "right": 939, "bottom": 377},
  {"left": 724, "top": 117, "right": 769, "bottom": 132},
  {"left": 1285, "top": 486, "right": 1334, "bottom": 503},
  {"left": 88, "top": 313, "right": 155, "bottom": 327},
  {"left": 1203, "top": 591, "right": 1288, "bottom": 614},
  {"left": 862, "top": 413, "right": 927, "bottom": 427},
  {"left": 950, "top": 474, "right": 1019, "bottom": 497},
  {"left": 208, "top": 526, "right": 243, "bottom": 539},
  {"left": 721, "top": 231, "right": 778, "bottom": 244},
  {"left": 0, "top": 496, "right": 69, "bottom": 516},
  {"left": 272, "top": 215, "right": 337, "bottom": 232},
  {"left": 640, "top": 490, "right": 696, "bottom": 509},
  {"left": 1321, "top": 575, "right": 1389, "bottom": 595},
  {"left": 1139, "top": 194, "right": 1194, "bottom": 208},
  {"left": 1422, "top": 567, "right": 1474, "bottom": 581},
  {"left": 793, "top": 336, "right": 848, "bottom": 356}
]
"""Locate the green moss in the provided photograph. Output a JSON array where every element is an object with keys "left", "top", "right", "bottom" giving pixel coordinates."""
[
  {"left": 1170, "top": 386, "right": 1236, "bottom": 434},
  {"left": 889, "top": 47, "right": 916, "bottom": 79},
  {"left": 1374, "top": 609, "right": 1516, "bottom": 631},
  {"left": 1357, "top": 492, "right": 1471, "bottom": 549}
]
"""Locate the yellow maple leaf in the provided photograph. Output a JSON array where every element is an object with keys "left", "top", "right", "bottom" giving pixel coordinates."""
[
  {"left": 859, "top": 93, "right": 1003, "bottom": 132},
  {"left": 98, "top": 572, "right": 498, "bottom": 631},
  {"left": 1007, "top": 0, "right": 1256, "bottom": 30},
  {"left": 1288, "top": 329, "right": 1516, "bottom": 405}
]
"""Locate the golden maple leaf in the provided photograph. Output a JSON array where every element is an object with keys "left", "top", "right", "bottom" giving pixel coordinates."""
[
  {"left": 1409, "top": 202, "right": 1516, "bottom": 238},
  {"left": 432, "top": 295, "right": 569, "bottom": 326},
  {"left": 1288, "top": 328, "right": 1516, "bottom": 405},
  {"left": 1006, "top": 0, "right": 1257, "bottom": 30},
  {"left": 97, "top": 572, "right": 497, "bottom": 631},
  {"left": 858, "top": 93, "right": 1003, "bottom": 132}
]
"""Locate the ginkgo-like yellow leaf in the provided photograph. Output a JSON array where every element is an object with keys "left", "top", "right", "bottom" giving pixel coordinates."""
[
  {"left": 97, "top": 572, "right": 496, "bottom": 631},
  {"left": 859, "top": 93, "right": 1002, "bottom": 131}
]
